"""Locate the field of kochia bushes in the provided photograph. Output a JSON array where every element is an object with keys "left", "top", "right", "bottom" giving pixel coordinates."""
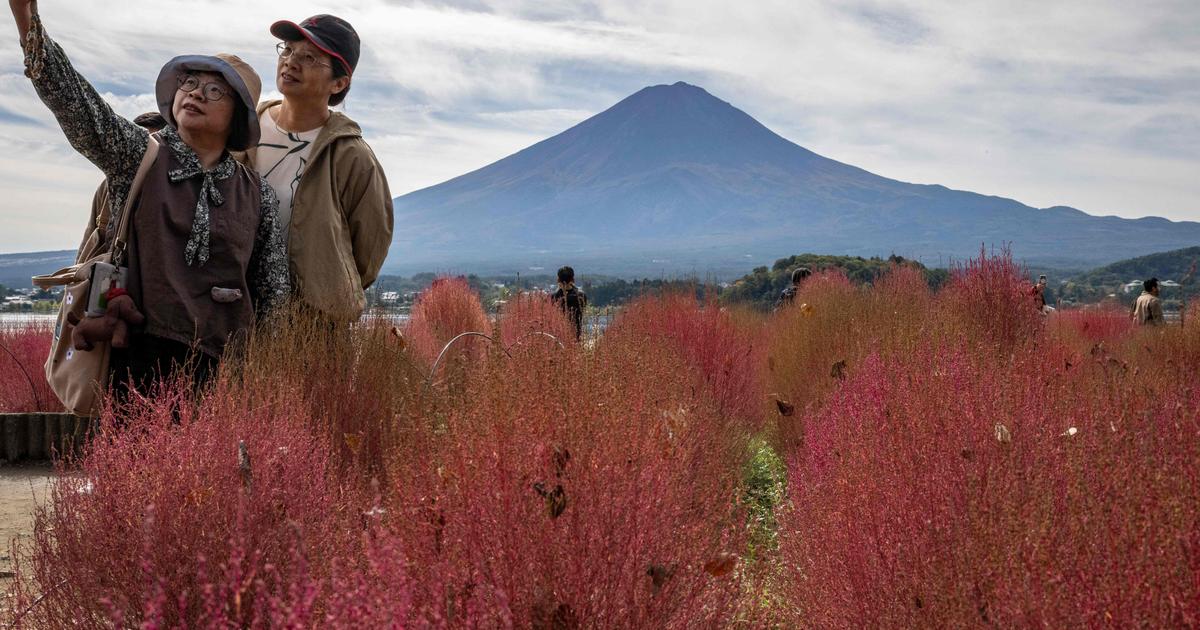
[{"left": 1, "top": 251, "right": 1198, "bottom": 628}]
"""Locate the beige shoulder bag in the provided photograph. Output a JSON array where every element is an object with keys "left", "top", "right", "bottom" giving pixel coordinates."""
[{"left": 32, "top": 136, "right": 160, "bottom": 417}]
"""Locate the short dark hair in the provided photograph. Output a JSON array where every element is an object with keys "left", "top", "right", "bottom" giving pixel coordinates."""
[
  {"left": 557, "top": 266, "right": 575, "bottom": 284},
  {"left": 227, "top": 99, "right": 250, "bottom": 150},
  {"left": 329, "top": 59, "right": 350, "bottom": 106},
  {"left": 791, "top": 267, "right": 811, "bottom": 284},
  {"left": 1145, "top": 278, "right": 1159, "bottom": 292}
]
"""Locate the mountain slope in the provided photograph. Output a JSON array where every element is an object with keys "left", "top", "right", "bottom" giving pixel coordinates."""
[
  {"left": 1072, "top": 246, "right": 1200, "bottom": 286},
  {"left": 0, "top": 250, "right": 74, "bottom": 289},
  {"left": 388, "top": 81, "right": 1199, "bottom": 273}
]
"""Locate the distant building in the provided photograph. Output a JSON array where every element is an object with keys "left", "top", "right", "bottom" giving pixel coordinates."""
[{"left": 1125, "top": 279, "right": 1180, "bottom": 293}]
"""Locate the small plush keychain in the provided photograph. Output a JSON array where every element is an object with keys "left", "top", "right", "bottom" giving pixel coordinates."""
[{"left": 66, "top": 287, "right": 146, "bottom": 351}]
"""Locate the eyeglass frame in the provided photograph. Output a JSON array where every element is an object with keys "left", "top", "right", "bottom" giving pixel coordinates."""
[
  {"left": 276, "top": 42, "right": 333, "bottom": 70},
  {"left": 175, "top": 73, "right": 231, "bottom": 103}
]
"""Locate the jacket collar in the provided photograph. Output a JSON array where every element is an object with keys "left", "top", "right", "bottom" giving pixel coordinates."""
[{"left": 256, "top": 99, "right": 361, "bottom": 160}]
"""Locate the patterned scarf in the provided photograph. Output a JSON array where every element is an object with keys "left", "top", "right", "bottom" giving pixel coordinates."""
[{"left": 161, "top": 126, "right": 235, "bottom": 266}]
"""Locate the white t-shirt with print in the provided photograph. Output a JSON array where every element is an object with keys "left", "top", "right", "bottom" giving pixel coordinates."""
[{"left": 256, "top": 107, "right": 322, "bottom": 241}]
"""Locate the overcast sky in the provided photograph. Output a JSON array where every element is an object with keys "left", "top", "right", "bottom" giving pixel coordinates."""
[{"left": 1, "top": 0, "right": 1197, "bottom": 252}]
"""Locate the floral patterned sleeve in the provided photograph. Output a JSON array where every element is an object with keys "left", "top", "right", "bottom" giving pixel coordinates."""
[
  {"left": 22, "top": 13, "right": 148, "bottom": 220},
  {"left": 248, "top": 178, "right": 291, "bottom": 314}
]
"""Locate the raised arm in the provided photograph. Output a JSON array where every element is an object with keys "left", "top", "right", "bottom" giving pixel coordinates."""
[
  {"left": 9, "top": 0, "right": 33, "bottom": 40},
  {"left": 15, "top": 2, "right": 147, "bottom": 184}
]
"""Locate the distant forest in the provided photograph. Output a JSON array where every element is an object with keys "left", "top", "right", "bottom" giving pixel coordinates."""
[
  {"left": 363, "top": 246, "right": 1198, "bottom": 314},
  {"left": 1056, "top": 246, "right": 1199, "bottom": 307},
  {"left": 368, "top": 254, "right": 951, "bottom": 312},
  {"left": 720, "top": 254, "right": 950, "bottom": 310}
]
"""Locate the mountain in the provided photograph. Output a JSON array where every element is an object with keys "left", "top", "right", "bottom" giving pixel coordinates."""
[
  {"left": 388, "top": 81, "right": 1200, "bottom": 276},
  {"left": 0, "top": 250, "right": 74, "bottom": 289}
]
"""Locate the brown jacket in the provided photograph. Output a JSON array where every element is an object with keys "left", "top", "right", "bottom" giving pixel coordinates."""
[
  {"left": 1131, "top": 291, "right": 1164, "bottom": 326},
  {"left": 238, "top": 101, "right": 393, "bottom": 321}
]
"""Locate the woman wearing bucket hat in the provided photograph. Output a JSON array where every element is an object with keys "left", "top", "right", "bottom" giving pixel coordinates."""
[
  {"left": 10, "top": 1, "right": 289, "bottom": 394},
  {"left": 238, "top": 14, "right": 393, "bottom": 323}
]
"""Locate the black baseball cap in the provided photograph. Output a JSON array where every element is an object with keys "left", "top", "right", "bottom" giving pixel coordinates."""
[{"left": 270, "top": 15, "right": 360, "bottom": 76}]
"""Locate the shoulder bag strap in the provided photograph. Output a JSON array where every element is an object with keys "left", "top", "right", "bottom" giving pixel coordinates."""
[{"left": 110, "top": 135, "right": 160, "bottom": 268}]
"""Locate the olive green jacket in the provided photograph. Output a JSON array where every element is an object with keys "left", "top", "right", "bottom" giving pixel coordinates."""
[{"left": 238, "top": 101, "right": 393, "bottom": 321}]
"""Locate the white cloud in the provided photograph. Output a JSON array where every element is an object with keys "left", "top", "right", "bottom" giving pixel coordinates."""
[{"left": 0, "top": 0, "right": 1197, "bottom": 253}]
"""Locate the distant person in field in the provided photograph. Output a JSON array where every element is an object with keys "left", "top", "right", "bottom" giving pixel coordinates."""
[
  {"left": 1131, "top": 278, "right": 1165, "bottom": 326},
  {"left": 237, "top": 14, "right": 393, "bottom": 322},
  {"left": 76, "top": 113, "right": 168, "bottom": 262},
  {"left": 1030, "top": 274, "right": 1049, "bottom": 314},
  {"left": 776, "top": 267, "right": 811, "bottom": 309},
  {"left": 551, "top": 266, "right": 588, "bottom": 340}
]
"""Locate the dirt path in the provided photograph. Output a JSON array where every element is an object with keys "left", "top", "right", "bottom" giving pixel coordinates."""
[
  {"left": 0, "top": 465, "right": 54, "bottom": 625},
  {"left": 0, "top": 466, "right": 54, "bottom": 577}
]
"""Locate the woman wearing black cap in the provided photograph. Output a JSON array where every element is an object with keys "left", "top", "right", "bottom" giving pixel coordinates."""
[
  {"left": 10, "top": 0, "right": 289, "bottom": 394},
  {"left": 239, "top": 14, "right": 394, "bottom": 323}
]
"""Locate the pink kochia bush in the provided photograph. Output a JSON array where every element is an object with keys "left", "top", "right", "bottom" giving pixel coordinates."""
[
  {"left": 1048, "top": 305, "right": 1135, "bottom": 345},
  {"left": 9, "top": 378, "right": 374, "bottom": 628},
  {"left": 382, "top": 337, "right": 749, "bottom": 627},
  {"left": 779, "top": 341, "right": 1200, "bottom": 627},
  {"left": 498, "top": 290, "right": 575, "bottom": 349},
  {"left": 608, "top": 292, "right": 764, "bottom": 428},
  {"left": 404, "top": 276, "right": 491, "bottom": 367},
  {"left": 0, "top": 323, "right": 59, "bottom": 412},
  {"left": 937, "top": 246, "right": 1041, "bottom": 348}
]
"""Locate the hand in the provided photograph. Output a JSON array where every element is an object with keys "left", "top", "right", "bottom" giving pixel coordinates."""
[{"left": 9, "top": 0, "right": 35, "bottom": 41}]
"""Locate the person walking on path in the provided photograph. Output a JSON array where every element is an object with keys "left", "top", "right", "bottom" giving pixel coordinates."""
[
  {"left": 10, "top": 0, "right": 289, "bottom": 394},
  {"left": 1131, "top": 278, "right": 1165, "bottom": 326},
  {"left": 238, "top": 14, "right": 393, "bottom": 323},
  {"left": 551, "top": 266, "right": 588, "bottom": 341}
]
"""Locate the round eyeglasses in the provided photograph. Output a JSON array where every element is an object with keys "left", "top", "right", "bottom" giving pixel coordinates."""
[
  {"left": 176, "top": 74, "right": 230, "bottom": 102},
  {"left": 276, "top": 42, "right": 332, "bottom": 69}
]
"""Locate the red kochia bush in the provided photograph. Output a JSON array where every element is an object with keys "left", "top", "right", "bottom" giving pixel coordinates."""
[
  {"left": 9, "top": 377, "right": 364, "bottom": 628},
  {"left": 0, "top": 323, "right": 59, "bottom": 412},
  {"left": 1048, "top": 305, "right": 1135, "bottom": 345},
  {"left": 498, "top": 291, "right": 576, "bottom": 349},
  {"left": 404, "top": 276, "right": 491, "bottom": 367},
  {"left": 937, "top": 246, "right": 1041, "bottom": 349},
  {"left": 607, "top": 292, "right": 764, "bottom": 428},
  {"left": 382, "top": 337, "right": 749, "bottom": 627},
  {"left": 779, "top": 341, "right": 1200, "bottom": 628}
]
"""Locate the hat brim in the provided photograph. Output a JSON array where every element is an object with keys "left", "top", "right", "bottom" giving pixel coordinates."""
[
  {"left": 270, "top": 20, "right": 353, "bottom": 76},
  {"left": 156, "top": 55, "right": 261, "bottom": 151}
]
